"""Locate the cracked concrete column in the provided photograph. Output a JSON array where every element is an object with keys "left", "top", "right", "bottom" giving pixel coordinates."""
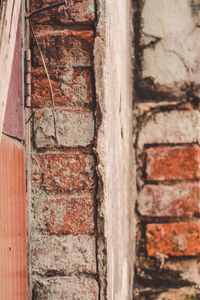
[{"left": 94, "top": 0, "right": 136, "bottom": 299}]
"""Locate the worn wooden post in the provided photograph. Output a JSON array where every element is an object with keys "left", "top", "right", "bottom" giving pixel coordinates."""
[{"left": 0, "top": 0, "right": 21, "bottom": 139}]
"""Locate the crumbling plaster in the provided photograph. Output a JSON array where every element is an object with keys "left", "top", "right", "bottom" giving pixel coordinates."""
[{"left": 142, "top": 0, "right": 200, "bottom": 85}]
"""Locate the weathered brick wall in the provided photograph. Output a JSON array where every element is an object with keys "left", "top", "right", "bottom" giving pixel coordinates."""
[
  {"left": 133, "top": 0, "right": 200, "bottom": 299},
  {"left": 29, "top": 1, "right": 99, "bottom": 298}
]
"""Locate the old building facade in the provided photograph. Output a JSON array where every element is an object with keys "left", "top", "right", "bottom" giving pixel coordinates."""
[{"left": 0, "top": 0, "right": 200, "bottom": 299}]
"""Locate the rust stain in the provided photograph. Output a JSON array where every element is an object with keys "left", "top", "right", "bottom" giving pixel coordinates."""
[{"left": 0, "top": 135, "right": 28, "bottom": 299}]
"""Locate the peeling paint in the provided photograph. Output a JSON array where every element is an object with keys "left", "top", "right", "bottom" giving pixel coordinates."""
[{"left": 141, "top": 0, "right": 200, "bottom": 85}]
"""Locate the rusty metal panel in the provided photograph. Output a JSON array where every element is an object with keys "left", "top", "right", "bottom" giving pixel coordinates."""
[{"left": 0, "top": 135, "right": 28, "bottom": 299}]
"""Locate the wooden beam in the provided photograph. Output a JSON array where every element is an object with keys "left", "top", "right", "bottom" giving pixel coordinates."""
[{"left": 0, "top": 0, "right": 21, "bottom": 140}]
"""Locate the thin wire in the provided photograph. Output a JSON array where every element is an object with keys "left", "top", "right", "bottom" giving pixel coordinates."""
[
  {"left": 29, "top": 20, "right": 57, "bottom": 142},
  {"left": 26, "top": 1, "right": 65, "bottom": 18}
]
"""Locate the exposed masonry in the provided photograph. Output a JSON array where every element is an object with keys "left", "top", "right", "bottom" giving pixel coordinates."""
[
  {"left": 133, "top": 0, "right": 200, "bottom": 299},
  {"left": 28, "top": 0, "right": 106, "bottom": 298}
]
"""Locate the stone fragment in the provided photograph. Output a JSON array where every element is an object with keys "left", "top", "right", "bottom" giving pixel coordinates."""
[
  {"left": 55, "top": 109, "right": 94, "bottom": 147},
  {"left": 33, "top": 109, "right": 94, "bottom": 148},
  {"left": 33, "top": 109, "right": 55, "bottom": 148}
]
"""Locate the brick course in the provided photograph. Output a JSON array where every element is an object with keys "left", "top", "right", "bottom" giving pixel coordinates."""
[
  {"left": 146, "top": 145, "right": 200, "bottom": 181},
  {"left": 138, "top": 183, "right": 200, "bottom": 217},
  {"left": 30, "top": 0, "right": 98, "bottom": 297}
]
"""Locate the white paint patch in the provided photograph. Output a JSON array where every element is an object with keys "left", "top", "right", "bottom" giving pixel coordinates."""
[{"left": 142, "top": 0, "right": 200, "bottom": 85}]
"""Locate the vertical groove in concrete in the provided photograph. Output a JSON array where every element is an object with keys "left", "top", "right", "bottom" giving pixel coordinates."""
[{"left": 94, "top": 0, "right": 136, "bottom": 299}]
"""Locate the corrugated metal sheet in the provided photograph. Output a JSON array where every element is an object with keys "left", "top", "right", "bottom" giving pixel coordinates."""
[{"left": 0, "top": 135, "right": 28, "bottom": 299}]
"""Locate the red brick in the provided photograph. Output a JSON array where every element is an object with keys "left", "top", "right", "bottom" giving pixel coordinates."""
[
  {"left": 30, "top": 0, "right": 95, "bottom": 26},
  {"left": 32, "top": 30, "right": 94, "bottom": 68},
  {"left": 42, "top": 193, "right": 95, "bottom": 234},
  {"left": 146, "top": 223, "right": 200, "bottom": 256},
  {"left": 146, "top": 145, "right": 200, "bottom": 181},
  {"left": 31, "top": 68, "right": 94, "bottom": 108},
  {"left": 32, "top": 152, "right": 95, "bottom": 192},
  {"left": 138, "top": 183, "right": 200, "bottom": 217}
]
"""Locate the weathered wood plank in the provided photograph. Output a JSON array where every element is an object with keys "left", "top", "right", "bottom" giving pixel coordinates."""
[{"left": 0, "top": 0, "right": 21, "bottom": 140}]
